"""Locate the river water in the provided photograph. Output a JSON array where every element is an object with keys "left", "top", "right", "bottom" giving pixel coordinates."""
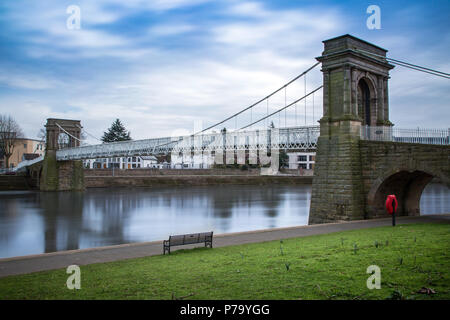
[{"left": 0, "top": 183, "right": 448, "bottom": 259}]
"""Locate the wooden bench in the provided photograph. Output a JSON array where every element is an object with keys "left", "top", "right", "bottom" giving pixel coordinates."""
[{"left": 163, "top": 231, "right": 213, "bottom": 254}]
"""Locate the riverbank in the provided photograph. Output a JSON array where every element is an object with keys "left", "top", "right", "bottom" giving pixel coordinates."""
[
  {"left": 0, "top": 175, "right": 31, "bottom": 190},
  {"left": 85, "top": 174, "right": 312, "bottom": 188},
  {"left": 0, "top": 217, "right": 449, "bottom": 299},
  {"left": 0, "top": 169, "right": 313, "bottom": 190},
  {"left": 0, "top": 214, "right": 447, "bottom": 278}
]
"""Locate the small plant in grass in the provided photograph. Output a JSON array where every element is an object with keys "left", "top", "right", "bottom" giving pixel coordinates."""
[
  {"left": 387, "top": 289, "right": 405, "bottom": 300},
  {"left": 239, "top": 252, "right": 244, "bottom": 260},
  {"left": 374, "top": 240, "right": 379, "bottom": 248},
  {"left": 353, "top": 243, "right": 358, "bottom": 255},
  {"left": 340, "top": 238, "right": 345, "bottom": 246},
  {"left": 399, "top": 257, "right": 403, "bottom": 265},
  {"left": 285, "top": 263, "right": 291, "bottom": 271},
  {"left": 385, "top": 240, "right": 389, "bottom": 246},
  {"left": 279, "top": 240, "right": 284, "bottom": 256}
]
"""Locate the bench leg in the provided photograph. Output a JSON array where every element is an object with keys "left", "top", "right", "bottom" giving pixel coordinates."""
[{"left": 163, "top": 245, "right": 171, "bottom": 255}]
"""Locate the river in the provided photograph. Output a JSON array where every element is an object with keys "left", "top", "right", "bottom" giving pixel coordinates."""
[{"left": 0, "top": 183, "right": 448, "bottom": 258}]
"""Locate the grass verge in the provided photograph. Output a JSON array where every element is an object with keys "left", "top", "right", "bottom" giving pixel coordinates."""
[{"left": 0, "top": 223, "right": 449, "bottom": 300}]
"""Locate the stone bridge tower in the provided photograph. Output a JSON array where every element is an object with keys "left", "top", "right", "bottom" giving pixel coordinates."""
[
  {"left": 309, "top": 35, "right": 395, "bottom": 224},
  {"left": 41, "top": 118, "right": 84, "bottom": 191}
]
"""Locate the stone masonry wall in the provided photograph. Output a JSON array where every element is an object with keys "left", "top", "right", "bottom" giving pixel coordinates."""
[
  {"left": 310, "top": 138, "right": 449, "bottom": 224},
  {"left": 360, "top": 140, "right": 450, "bottom": 218},
  {"left": 309, "top": 132, "right": 365, "bottom": 224},
  {"left": 84, "top": 168, "right": 261, "bottom": 177},
  {"left": 85, "top": 175, "right": 312, "bottom": 188},
  {"left": 58, "top": 160, "right": 84, "bottom": 191}
]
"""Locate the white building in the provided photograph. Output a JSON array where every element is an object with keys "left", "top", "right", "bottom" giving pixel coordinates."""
[
  {"left": 287, "top": 152, "right": 315, "bottom": 170},
  {"left": 170, "top": 152, "right": 214, "bottom": 169},
  {"left": 84, "top": 155, "right": 159, "bottom": 169}
]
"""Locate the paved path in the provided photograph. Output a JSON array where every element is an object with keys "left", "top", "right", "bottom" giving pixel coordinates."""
[{"left": 0, "top": 215, "right": 448, "bottom": 278}]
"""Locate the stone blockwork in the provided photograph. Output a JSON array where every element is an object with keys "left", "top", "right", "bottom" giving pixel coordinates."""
[
  {"left": 85, "top": 175, "right": 312, "bottom": 188},
  {"left": 40, "top": 150, "right": 84, "bottom": 191},
  {"left": 58, "top": 160, "right": 84, "bottom": 191},
  {"left": 309, "top": 132, "right": 366, "bottom": 224},
  {"left": 84, "top": 168, "right": 311, "bottom": 177},
  {"left": 360, "top": 141, "right": 450, "bottom": 218},
  {"left": 310, "top": 138, "right": 449, "bottom": 224},
  {"left": 40, "top": 150, "right": 58, "bottom": 191},
  {"left": 310, "top": 35, "right": 395, "bottom": 224},
  {"left": 84, "top": 168, "right": 262, "bottom": 177},
  {"left": 0, "top": 175, "right": 30, "bottom": 191},
  {"left": 40, "top": 119, "right": 85, "bottom": 191},
  {"left": 309, "top": 34, "right": 449, "bottom": 224}
]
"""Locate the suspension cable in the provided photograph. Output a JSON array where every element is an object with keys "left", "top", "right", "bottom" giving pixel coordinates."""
[
  {"left": 354, "top": 48, "right": 450, "bottom": 79},
  {"left": 140, "top": 87, "right": 323, "bottom": 153},
  {"left": 55, "top": 123, "right": 84, "bottom": 143},
  {"left": 239, "top": 86, "right": 323, "bottom": 130},
  {"left": 76, "top": 124, "right": 102, "bottom": 142},
  {"left": 192, "top": 61, "right": 320, "bottom": 135}
]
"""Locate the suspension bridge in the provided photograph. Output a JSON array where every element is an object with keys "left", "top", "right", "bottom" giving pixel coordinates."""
[
  {"left": 50, "top": 52, "right": 448, "bottom": 162},
  {"left": 24, "top": 35, "right": 449, "bottom": 225}
]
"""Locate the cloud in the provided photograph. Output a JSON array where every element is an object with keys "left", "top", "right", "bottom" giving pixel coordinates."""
[
  {"left": 0, "top": 0, "right": 448, "bottom": 142},
  {"left": 149, "top": 24, "right": 196, "bottom": 36},
  {"left": 0, "top": 72, "right": 62, "bottom": 90}
]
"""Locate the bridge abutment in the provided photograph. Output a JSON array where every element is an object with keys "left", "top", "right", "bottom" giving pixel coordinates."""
[
  {"left": 310, "top": 35, "right": 395, "bottom": 224},
  {"left": 310, "top": 35, "right": 449, "bottom": 224},
  {"left": 309, "top": 120, "right": 366, "bottom": 223},
  {"left": 40, "top": 119, "right": 85, "bottom": 191},
  {"left": 361, "top": 141, "right": 449, "bottom": 218}
]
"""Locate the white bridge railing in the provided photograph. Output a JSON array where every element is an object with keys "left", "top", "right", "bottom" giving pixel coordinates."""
[
  {"left": 56, "top": 126, "right": 320, "bottom": 161},
  {"left": 360, "top": 126, "right": 450, "bottom": 145}
]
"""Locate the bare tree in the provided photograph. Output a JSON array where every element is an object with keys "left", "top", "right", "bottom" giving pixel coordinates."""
[
  {"left": 0, "top": 115, "right": 24, "bottom": 168},
  {"left": 37, "top": 127, "right": 46, "bottom": 143}
]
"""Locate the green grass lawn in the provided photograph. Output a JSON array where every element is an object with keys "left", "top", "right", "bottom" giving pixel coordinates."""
[{"left": 0, "top": 223, "right": 449, "bottom": 300}]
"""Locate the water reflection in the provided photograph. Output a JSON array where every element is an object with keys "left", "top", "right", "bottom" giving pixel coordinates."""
[
  {"left": 0, "top": 185, "right": 310, "bottom": 258},
  {"left": 0, "top": 183, "right": 447, "bottom": 259}
]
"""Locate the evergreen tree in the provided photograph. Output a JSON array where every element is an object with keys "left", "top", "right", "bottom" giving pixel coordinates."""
[
  {"left": 279, "top": 149, "right": 289, "bottom": 169},
  {"left": 101, "top": 119, "right": 131, "bottom": 143}
]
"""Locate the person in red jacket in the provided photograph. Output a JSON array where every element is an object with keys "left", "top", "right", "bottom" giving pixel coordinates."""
[{"left": 385, "top": 195, "right": 398, "bottom": 226}]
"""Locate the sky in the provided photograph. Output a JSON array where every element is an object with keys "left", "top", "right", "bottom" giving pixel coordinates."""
[{"left": 0, "top": 0, "right": 449, "bottom": 143}]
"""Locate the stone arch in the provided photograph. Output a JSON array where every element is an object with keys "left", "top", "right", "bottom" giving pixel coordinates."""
[
  {"left": 367, "top": 166, "right": 449, "bottom": 218},
  {"left": 57, "top": 132, "right": 70, "bottom": 149},
  {"left": 355, "top": 73, "right": 378, "bottom": 126},
  {"left": 45, "top": 119, "right": 82, "bottom": 151}
]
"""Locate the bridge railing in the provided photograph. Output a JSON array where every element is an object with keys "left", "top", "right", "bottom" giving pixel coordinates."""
[
  {"left": 55, "top": 126, "right": 320, "bottom": 161},
  {"left": 360, "top": 126, "right": 450, "bottom": 145}
]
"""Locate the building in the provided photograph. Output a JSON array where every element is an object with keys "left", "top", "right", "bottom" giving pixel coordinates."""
[
  {"left": 0, "top": 138, "right": 45, "bottom": 169},
  {"left": 287, "top": 151, "right": 315, "bottom": 170},
  {"left": 170, "top": 152, "right": 214, "bottom": 169},
  {"left": 84, "top": 155, "right": 159, "bottom": 169}
]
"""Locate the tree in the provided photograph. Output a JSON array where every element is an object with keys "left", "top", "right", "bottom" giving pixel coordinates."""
[
  {"left": 0, "top": 115, "right": 24, "bottom": 168},
  {"left": 269, "top": 121, "right": 275, "bottom": 129},
  {"left": 101, "top": 119, "right": 131, "bottom": 143},
  {"left": 37, "top": 128, "right": 46, "bottom": 143},
  {"left": 279, "top": 149, "right": 289, "bottom": 169}
]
